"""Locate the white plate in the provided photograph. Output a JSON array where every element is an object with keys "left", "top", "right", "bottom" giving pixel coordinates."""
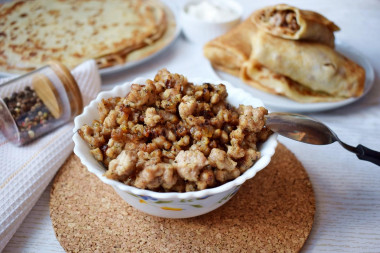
[{"left": 212, "top": 42, "right": 375, "bottom": 113}]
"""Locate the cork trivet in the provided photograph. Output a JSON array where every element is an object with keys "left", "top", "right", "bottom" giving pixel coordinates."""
[{"left": 50, "top": 143, "right": 315, "bottom": 252}]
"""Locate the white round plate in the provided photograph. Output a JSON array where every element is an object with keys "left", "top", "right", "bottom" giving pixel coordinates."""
[{"left": 212, "top": 42, "right": 375, "bottom": 113}]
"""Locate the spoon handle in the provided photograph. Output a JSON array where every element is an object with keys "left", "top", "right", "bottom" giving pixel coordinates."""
[{"left": 356, "top": 144, "right": 380, "bottom": 166}]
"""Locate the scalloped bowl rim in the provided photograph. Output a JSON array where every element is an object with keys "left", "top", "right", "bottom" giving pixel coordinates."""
[{"left": 73, "top": 76, "right": 278, "bottom": 200}]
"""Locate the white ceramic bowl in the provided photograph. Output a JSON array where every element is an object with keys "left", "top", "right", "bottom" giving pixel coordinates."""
[
  {"left": 73, "top": 76, "right": 278, "bottom": 218},
  {"left": 180, "top": 0, "right": 243, "bottom": 44}
]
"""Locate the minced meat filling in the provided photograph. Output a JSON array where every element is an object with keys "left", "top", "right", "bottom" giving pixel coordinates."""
[
  {"left": 79, "top": 69, "right": 271, "bottom": 192},
  {"left": 261, "top": 10, "right": 300, "bottom": 33}
]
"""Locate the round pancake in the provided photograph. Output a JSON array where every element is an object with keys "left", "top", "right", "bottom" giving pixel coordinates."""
[{"left": 0, "top": 0, "right": 169, "bottom": 73}]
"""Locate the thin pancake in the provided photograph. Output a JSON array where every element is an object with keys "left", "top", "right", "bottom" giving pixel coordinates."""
[
  {"left": 203, "top": 14, "right": 257, "bottom": 77},
  {"left": 96, "top": 0, "right": 177, "bottom": 68},
  {"left": 249, "top": 31, "right": 365, "bottom": 98},
  {"left": 240, "top": 60, "right": 343, "bottom": 103},
  {"left": 0, "top": 0, "right": 169, "bottom": 73}
]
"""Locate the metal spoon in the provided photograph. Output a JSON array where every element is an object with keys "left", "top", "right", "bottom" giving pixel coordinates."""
[{"left": 265, "top": 112, "right": 380, "bottom": 166}]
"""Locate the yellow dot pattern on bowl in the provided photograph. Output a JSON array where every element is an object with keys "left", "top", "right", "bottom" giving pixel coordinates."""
[
  {"left": 161, "top": 207, "right": 183, "bottom": 211},
  {"left": 128, "top": 187, "right": 239, "bottom": 213}
]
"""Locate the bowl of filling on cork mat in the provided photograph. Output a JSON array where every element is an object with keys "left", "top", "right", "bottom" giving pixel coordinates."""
[
  {"left": 50, "top": 143, "right": 315, "bottom": 252},
  {"left": 73, "top": 69, "right": 278, "bottom": 218}
]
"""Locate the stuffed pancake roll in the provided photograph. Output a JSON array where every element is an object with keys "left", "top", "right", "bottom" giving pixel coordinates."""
[
  {"left": 240, "top": 60, "right": 343, "bottom": 103},
  {"left": 252, "top": 4, "right": 340, "bottom": 47},
  {"left": 245, "top": 31, "right": 365, "bottom": 100}
]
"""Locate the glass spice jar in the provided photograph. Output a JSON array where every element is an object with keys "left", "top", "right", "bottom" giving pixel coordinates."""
[{"left": 0, "top": 62, "right": 83, "bottom": 146}]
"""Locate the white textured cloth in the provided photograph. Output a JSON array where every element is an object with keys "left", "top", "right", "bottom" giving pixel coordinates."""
[{"left": 0, "top": 60, "right": 101, "bottom": 251}]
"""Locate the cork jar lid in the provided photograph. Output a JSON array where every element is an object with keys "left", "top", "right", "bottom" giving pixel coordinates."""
[{"left": 48, "top": 61, "right": 83, "bottom": 118}]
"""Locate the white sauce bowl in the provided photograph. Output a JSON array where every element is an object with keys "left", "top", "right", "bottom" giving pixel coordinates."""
[{"left": 180, "top": 0, "right": 243, "bottom": 44}]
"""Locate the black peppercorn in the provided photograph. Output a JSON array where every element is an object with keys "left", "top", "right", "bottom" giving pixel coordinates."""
[
  {"left": 2, "top": 86, "right": 55, "bottom": 143},
  {"left": 0, "top": 62, "right": 83, "bottom": 146}
]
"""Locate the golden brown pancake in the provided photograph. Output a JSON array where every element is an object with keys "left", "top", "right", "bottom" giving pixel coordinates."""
[
  {"left": 0, "top": 0, "right": 176, "bottom": 74},
  {"left": 245, "top": 31, "right": 365, "bottom": 100},
  {"left": 203, "top": 14, "right": 258, "bottom": 77}
]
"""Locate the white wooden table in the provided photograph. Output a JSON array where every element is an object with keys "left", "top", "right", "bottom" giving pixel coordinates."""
[{"left": 3, "top": 0, "right": 380, "bottom": 252}]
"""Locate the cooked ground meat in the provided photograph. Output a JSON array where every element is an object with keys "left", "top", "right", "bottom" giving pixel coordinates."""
[
  {"left": 175, "top": 150, "right": 209, "bottom": 182},
  {"left": 266, "top": 10, "right": 300, "bottom": 33},
  {"left": 79, "top": 69, "right": 271, "bottom": 192},
  {"left": 105, "top": 150, "right": 138, "bottom": 181},
  {"left": 208, "top": 148, "right": 237, "bottom": 171}
]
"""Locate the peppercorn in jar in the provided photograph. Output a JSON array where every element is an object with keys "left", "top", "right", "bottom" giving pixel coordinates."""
[{"left": 0, "top": 62, "right": 83, "bottom": 145}]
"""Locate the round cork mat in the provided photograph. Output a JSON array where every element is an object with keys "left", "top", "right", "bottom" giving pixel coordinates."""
[{"left": 50, "top": 143, "right": 315, "bottom": 252}]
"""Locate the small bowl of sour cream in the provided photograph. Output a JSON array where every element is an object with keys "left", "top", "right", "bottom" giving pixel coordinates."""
[{"left": 180, "top": 0, "right": 242, "bottom": 44}]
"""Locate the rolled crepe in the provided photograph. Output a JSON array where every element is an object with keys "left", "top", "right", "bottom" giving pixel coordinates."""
[
  {"left": 240, "top": 60, "right": 342, "bottom": 103},
  {"left": 252, "top": 4, "right": 340, "bottom": 47},
  {"left": 243, "top": 31, "right": 365, "bottom": 100},
  {"left": 203, "top": 15, "right": 257, "bottom": 76}
]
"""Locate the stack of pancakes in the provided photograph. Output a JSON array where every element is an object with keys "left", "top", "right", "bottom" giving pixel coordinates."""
[
  {"left": 204, "top": 4, "right": 365, "bottom": 103},
  {"left": 0, "top": 0, "right": 176, "bottom": 74}
]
